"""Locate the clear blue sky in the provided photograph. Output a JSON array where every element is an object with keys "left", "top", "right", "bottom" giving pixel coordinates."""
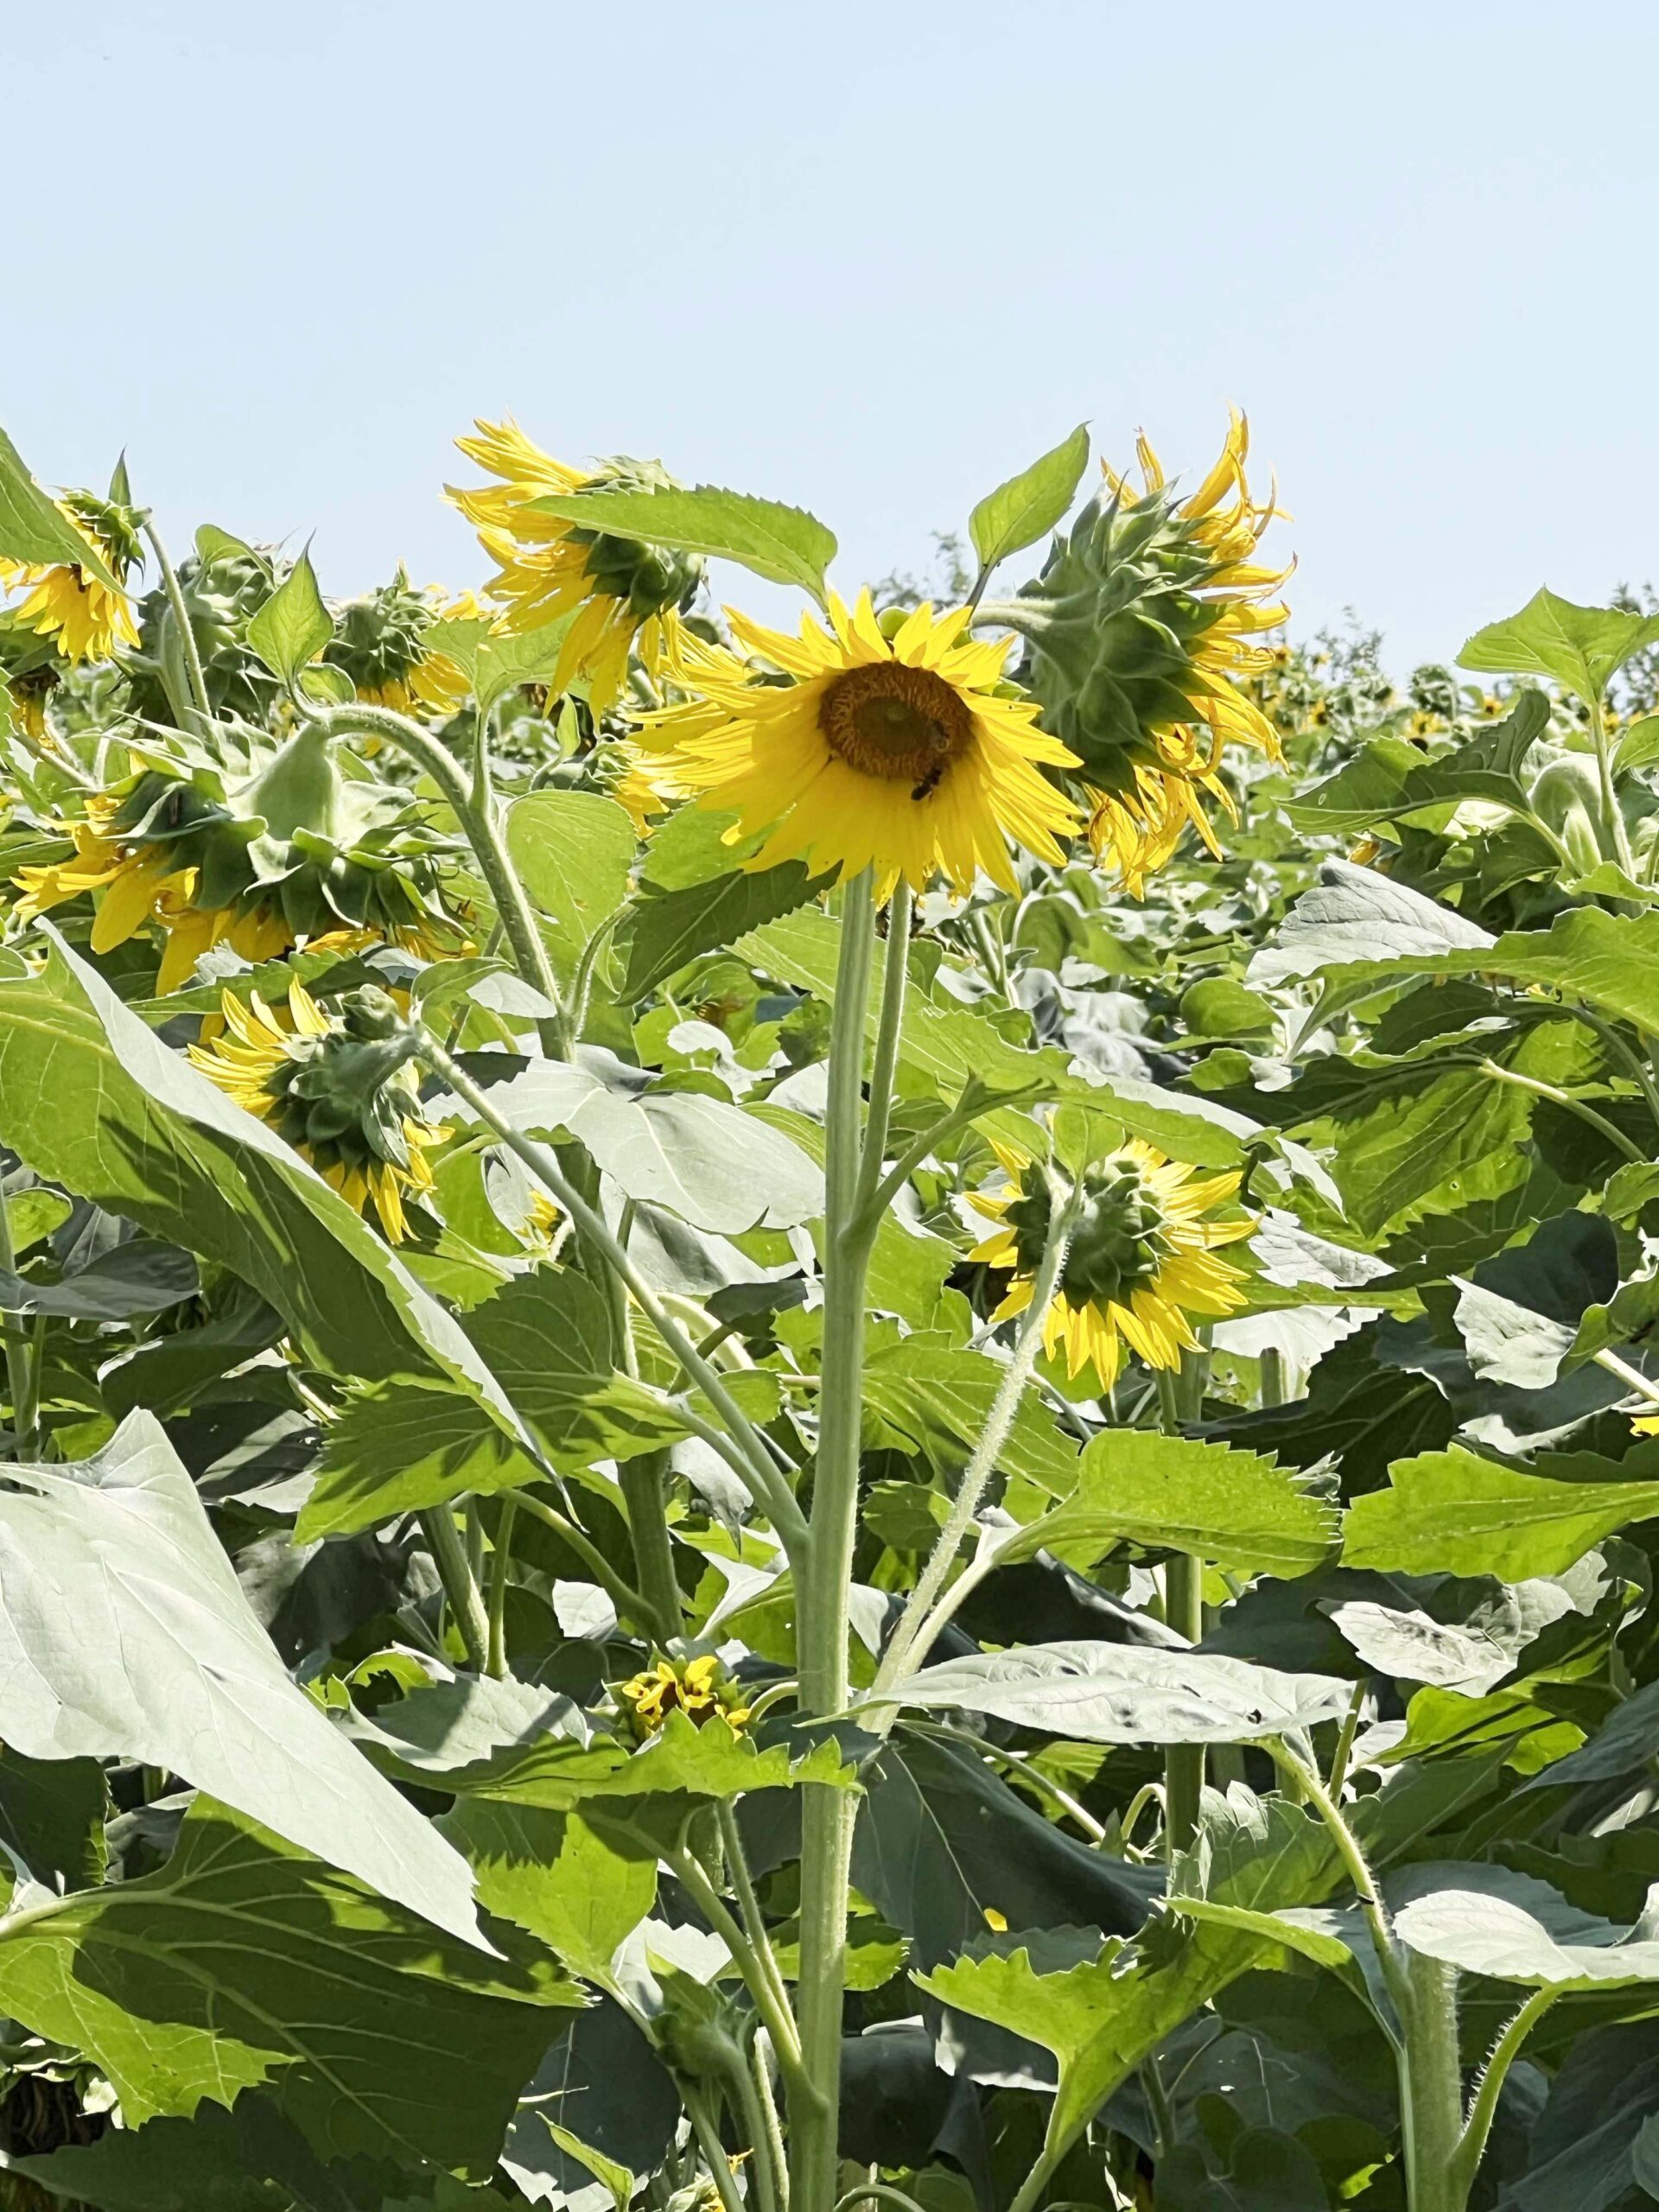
[{"left": 8, "top": 3, "right": 1656, "bottom": 671}]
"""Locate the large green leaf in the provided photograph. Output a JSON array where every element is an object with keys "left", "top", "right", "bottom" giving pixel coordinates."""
[
  {"left": 1005, "top": 1428, "right": 1338, "bottom": 1579},
  {"left": 246, "top": 550, "right": 331, "bottom": 682},
  {"left": 968, "top": 424, "right": 1090, "bottom": 574},
  {"left": 301, "top": 1268, "right": 687, "bottom": 1536},
  {"left": 1392, "top": 1860, "right": 1659, "bottom": 1987},
  {"left": 0, "top": 933, "right": 522, "bottom": 1416},
  {"left": 739, "top": 906, "right": 1254, "bottom": 1166},
  {"left": 503, "top": 2002, "right": 681, "bottom": 2212},
  {"left": 456, "top": 1710, "right": 857, "bottom": 1809},
  {"left": 0, "top": 424, "right": 119, "bottom": 585},
  {"left": 861, "top": 1332, "right": 1079, "bottom": 1497},
  {"left": 1459, "top": 588, "right": 1659, "bottom": 705},
  {"left": 1287, "top": 690, "right": 1548, "bottom": 834},
  {"left": 0, "top": 1803, "right": 575, "bottom": 2175},
  {"left": 506, "top": 791, "right": 637, "bottom": 986},
  {"left": 523, "top": 482, "right": 838, "bottom": 601},
  {"left": 620, "top": 860, "right": 828, "bottom": 1002},
  {"left": 0, "top": 1412, "right": 486, "bottom": 1945},
  {"left": 867, "top": 1643, "right": 1355, "bottom": 1743},
  {"left": 1341, "top": 1445, "right": 1659, "bottom": 1579},
  {"left": 440, "top": 1802, "right": 657, "bottom": 1985},
  {"left": 439, "top": 1052, "right": 823, "bottom": 1231}
]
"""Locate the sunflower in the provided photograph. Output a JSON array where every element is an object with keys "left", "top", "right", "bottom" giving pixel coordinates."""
[
  {"left": 637, "top": 590, "right": 1081, "bottom": 898},
  {"left": 0, "top": 490, "right": 141, "bottom": 665},
  {"left": 619, "top": 1654, "right": 752, "bottom": 1738},
  {"left": 448, "top": 419, "right": 703, "bottom": 711},
  {"left": 12, "top": 795, "right": 193, "bottom": 965},
  {"left": 969, "top": 1138, "right": 1253, "bottom": 1389},
  {"left": 607, "top": 745, "right": 678, "bottom": 836},
  {"left": 189, "top": 982, "right": 444, "bottom": 1243}
]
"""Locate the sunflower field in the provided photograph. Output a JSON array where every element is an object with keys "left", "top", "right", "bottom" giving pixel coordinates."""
[{"left": 3, "top": 408, "right": 1659, "bottom": 2212}]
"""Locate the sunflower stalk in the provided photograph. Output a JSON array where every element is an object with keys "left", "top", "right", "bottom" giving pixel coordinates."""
[
  {"left": 140, "top": 514, "right": 213, "bottom": 734},
  {"left": 417, "top": 1503, "right": 491, "bottom": 1671},
  {"left": 791, "top": 868, "right": 887, "bottom": 2212},
  {"left": 1158, "top": 1344, "right": 1211, "bottom": 1852}
]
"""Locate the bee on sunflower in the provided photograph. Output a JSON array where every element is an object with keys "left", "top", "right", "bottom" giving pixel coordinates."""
[
  {"left": 634, "top": 590, "right": 1082, "bottom": 897},
  {"left": 619, "top": 1654, "right": 753, "bottom": 1739},
  {"left": 969, "top": 1137, "right": 1254, "bottom": 1389},
  {"left": 0, "top": 480, "right": 143, "bottom": 668},
  {"left": 980, "top": 410, "right": 1290, "bottom": 896},
  {"left": 189, "top": 982, "right": 444, "bottom": 1243},
  {"left": 448, "top": 419, "right": 705, "bottom": 712}
]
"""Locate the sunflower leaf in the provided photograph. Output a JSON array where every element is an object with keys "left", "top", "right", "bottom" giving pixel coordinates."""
[
  {"left": 969, "top": 423, "right": 1090, "bottom": 576},
  {"left": 0, "top": 425, "right": 119, "bottom": 587},
  {"left": 246, "top": 550, "right": 332, "bottom": 683},
  {"left": 1341, "top": 1444, "right": 1659, "bottom": 1580},
  {"left": 1459, "top": 587, "right": 1659, "bottom": 708},
  {"left": 524, "top": 483, "right": 838, "bottom": 602}
]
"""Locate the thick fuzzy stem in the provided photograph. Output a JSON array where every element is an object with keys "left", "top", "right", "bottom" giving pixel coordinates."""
[
  {"left": 790, "top": 873, "right": 880, "bottom": 2212},
  {"left": 1399, "top": 1952, "right": 1465, "bottom": 2212}
]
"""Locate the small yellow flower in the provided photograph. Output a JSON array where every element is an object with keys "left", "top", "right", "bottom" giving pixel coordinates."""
[
  {"left": 619, "top": 1654, "right": 752, "bottom": 1738},
  {"left": 448, "top": 420, "right": 700, "bottom": 712},
  {"left": 638, "top": 590, "right": 1080, "bottom": 899},
  {"left": 970, "top": 1139, "right": 1253, "bottom": 1390}
]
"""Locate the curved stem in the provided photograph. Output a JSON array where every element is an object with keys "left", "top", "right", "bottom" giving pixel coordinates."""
[
  {"left": 418, "top": 1503, "right": 490, "bottom": 1670},
  {"left": 141, "top": 516, "right": 212, "bottom": 729},
  {"left": 665, "top": 1843, "right": 806, "bottom": 2085},
  {"left": 1478, "top": 1058, "right": 1643, "bottom": 1161},
  {"left": 486, "top": 1497, "right": 518, "bottom": 1677},
  {"left": 874, "top": 1173, "right": 1079, "bottom": 1695},
  {"left": 1270, "top": 1737, "right": 1408, "bottom": 2017},
  {"left": 1449, "top": 1985, "right": 1557, "bottom": 2207},
  {"left": 505, "top": 1486, "right": 667, "bottom": 1640},
  {"left": 413, "top": 1029, "right": 802, "bottom": 1549}
]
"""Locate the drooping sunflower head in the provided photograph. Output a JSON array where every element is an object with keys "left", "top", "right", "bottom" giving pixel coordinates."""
[
  {"left": 635, "top": 589, "right": 1082, "bottom": 898},
  {"left": 0, "top": 609, "right": 65, "bottom": 741},
  {"left": 618, "top": 1653, "right": 753, "bottom": 1740},
  {"left": 989, "top": 410, "right": 1290, "bottom": 894},
  {"left": 324, "top": 567, "right": 437, "bottom": 711},
  {"left": 189, "top": 982, "right": 444, "bottom": 1243},
  {"left": 0, "top": 484, "right": 143, "bottom": 666},
  {"left": 448, "top": 419, "right": 704, "bottom": 711},
  {"left": 970, "top": 1138, "right": 1254, "bottom": 1389},
  {"left": 14, "top": 730, "right": 471, "bottom": 992}
]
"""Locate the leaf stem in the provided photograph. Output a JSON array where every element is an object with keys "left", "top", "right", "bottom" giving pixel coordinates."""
[
  {"left": 486, "top": 1496, "right": 518, "bottom": 1676},
  {"left": 1159, "top": 1345, "right": 1210, "bottom": 1853},
  {"left": 1477, "top": 1057, "right": 1643, "bottom": 1161},
  {"left": 141, "top": 515, "right": 213, "bottom": 730},
  {"left": 874, "top": 1171, "right": 1080, "bottom": 1696},
  {"left": 412, "top": 1028, "right": 803, "bottom": 1548},
  {"left": 505, "top": 1485, "right": 667, "bottom": 1640},
  {"left": 417, "top": 1503, "right": 490, "bottom": 1670},
  {"left": 666, "top": 1842, "right": 806, "bottom": 2086},
  {"left": 1270, "top": 1737, "right": 1408, "bottom": 2018},
  {"left": 1448, "top": 1986, "right": 1557, "bottom": 2206}
]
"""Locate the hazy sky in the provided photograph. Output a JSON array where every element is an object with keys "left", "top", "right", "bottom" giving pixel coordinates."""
[{"left": 6, "top": 3, "right": 1656, "bottom": 671}]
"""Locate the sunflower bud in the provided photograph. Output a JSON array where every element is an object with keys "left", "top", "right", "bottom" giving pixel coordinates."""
[{"left": 324, "top": 569, "right": 435, "bottom": 709}]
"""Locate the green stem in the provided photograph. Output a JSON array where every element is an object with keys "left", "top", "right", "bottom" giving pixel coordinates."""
[
  {"left": 684, "top": 2088, "right": 747, "bottom": 2212},
  {"left": 850, "top": 881, "right": 911, "bottom": 1225},
  {"left": 717, "top": 1802, "right": 795, "bottom": 2033},
  {"left": 1586, "top": 691, "right": 1636, "bottom": 875},
  {"left": 1399, "top": 1950, "right": 1465, "bottom": 2212},
  {"left": 1259, "top": 1344, "right": 1287, "bottom": 1408},
  {"left": 141, "top": 516, "right": 213, "bottom": 729},
  {"left": 314, "top": 702, "right": 569, "bottom": 1054},
  {"left": 1592, "top": 1344, "right": 1659, "bottom": 1412},
  {"left": 0, "top": 1189, "right": 37, "bottom": 1462},
  {"left": 1448, "top": 1986, "right": 1556, "bottom": 2208},
  {"left": 413, "top": 1030, "right": 801, "bottom": 1547},
  {"left": 619, "top": 1451, "right": 683, "bottom": 1638},
  {"left": 791, "top": 869, "right": 880, "bottom": 2212},
  {"left": 506, "top": 1486, "right": 667, "bottom": 1641},
  {"left": 1159, "top": 1345, "right": 1210, "bottom": 1853},
  {"left": 1271, "top": 1738, "right": 1408, "bottom": 2017},
  {"left": 874, "top": 1173, "right": 1079, "bottom": 1695},
  {"left": 418, "top": 1504, "right": 490, "bottom": 1670},
  {"left": 753, "top": 2039, "right": 791, "bottom": 2212},
  {"left": 731, "top": 2050, "right": 783, "bottom": 2212},
  {"left": 1478, "top": 1058, "right": 1643, "bottom": 1161},
  {"left": 666, "top": 1844, "right": 805, "bottom": 2086},
  {"left": 486, "top": 1497, "right": 518, "bottom": 1677}
]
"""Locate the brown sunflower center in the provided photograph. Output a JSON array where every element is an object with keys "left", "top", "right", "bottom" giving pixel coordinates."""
[{"left": 818, "top": 661, "right": 973, "bottom": 794}]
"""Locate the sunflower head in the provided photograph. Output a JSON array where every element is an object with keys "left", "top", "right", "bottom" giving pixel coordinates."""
[
  {"left": 189, "top": 982, "right": 442, "bottom": 1242},
  {"left": 127, "top": 536, "right": 282, "bottom": 726},
  {"left": 986, "top": 410, "right": 1289, "bottom": 892},
  {"left": 324, "top": 567, "right": 435, "bottom": 709},
  {"left": 0, "top": 483, "right": 143, "bottom": 667},
  {"left": 448, "top": 420, "right": 704, "bottom": 710},
  {"left": 637, "top": 588, "right": 1081, "bottom": 898},
  {"left": 618, "top": 1654, "right": 753, "bottom": 1739},
  {"left": 971, "top": 1138, "right": 1255, "bottom": 1389}
]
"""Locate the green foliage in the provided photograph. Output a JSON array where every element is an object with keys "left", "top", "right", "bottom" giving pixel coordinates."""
[{"left": 9, "top": 421, "right": 1659, "bottom": 2212}]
